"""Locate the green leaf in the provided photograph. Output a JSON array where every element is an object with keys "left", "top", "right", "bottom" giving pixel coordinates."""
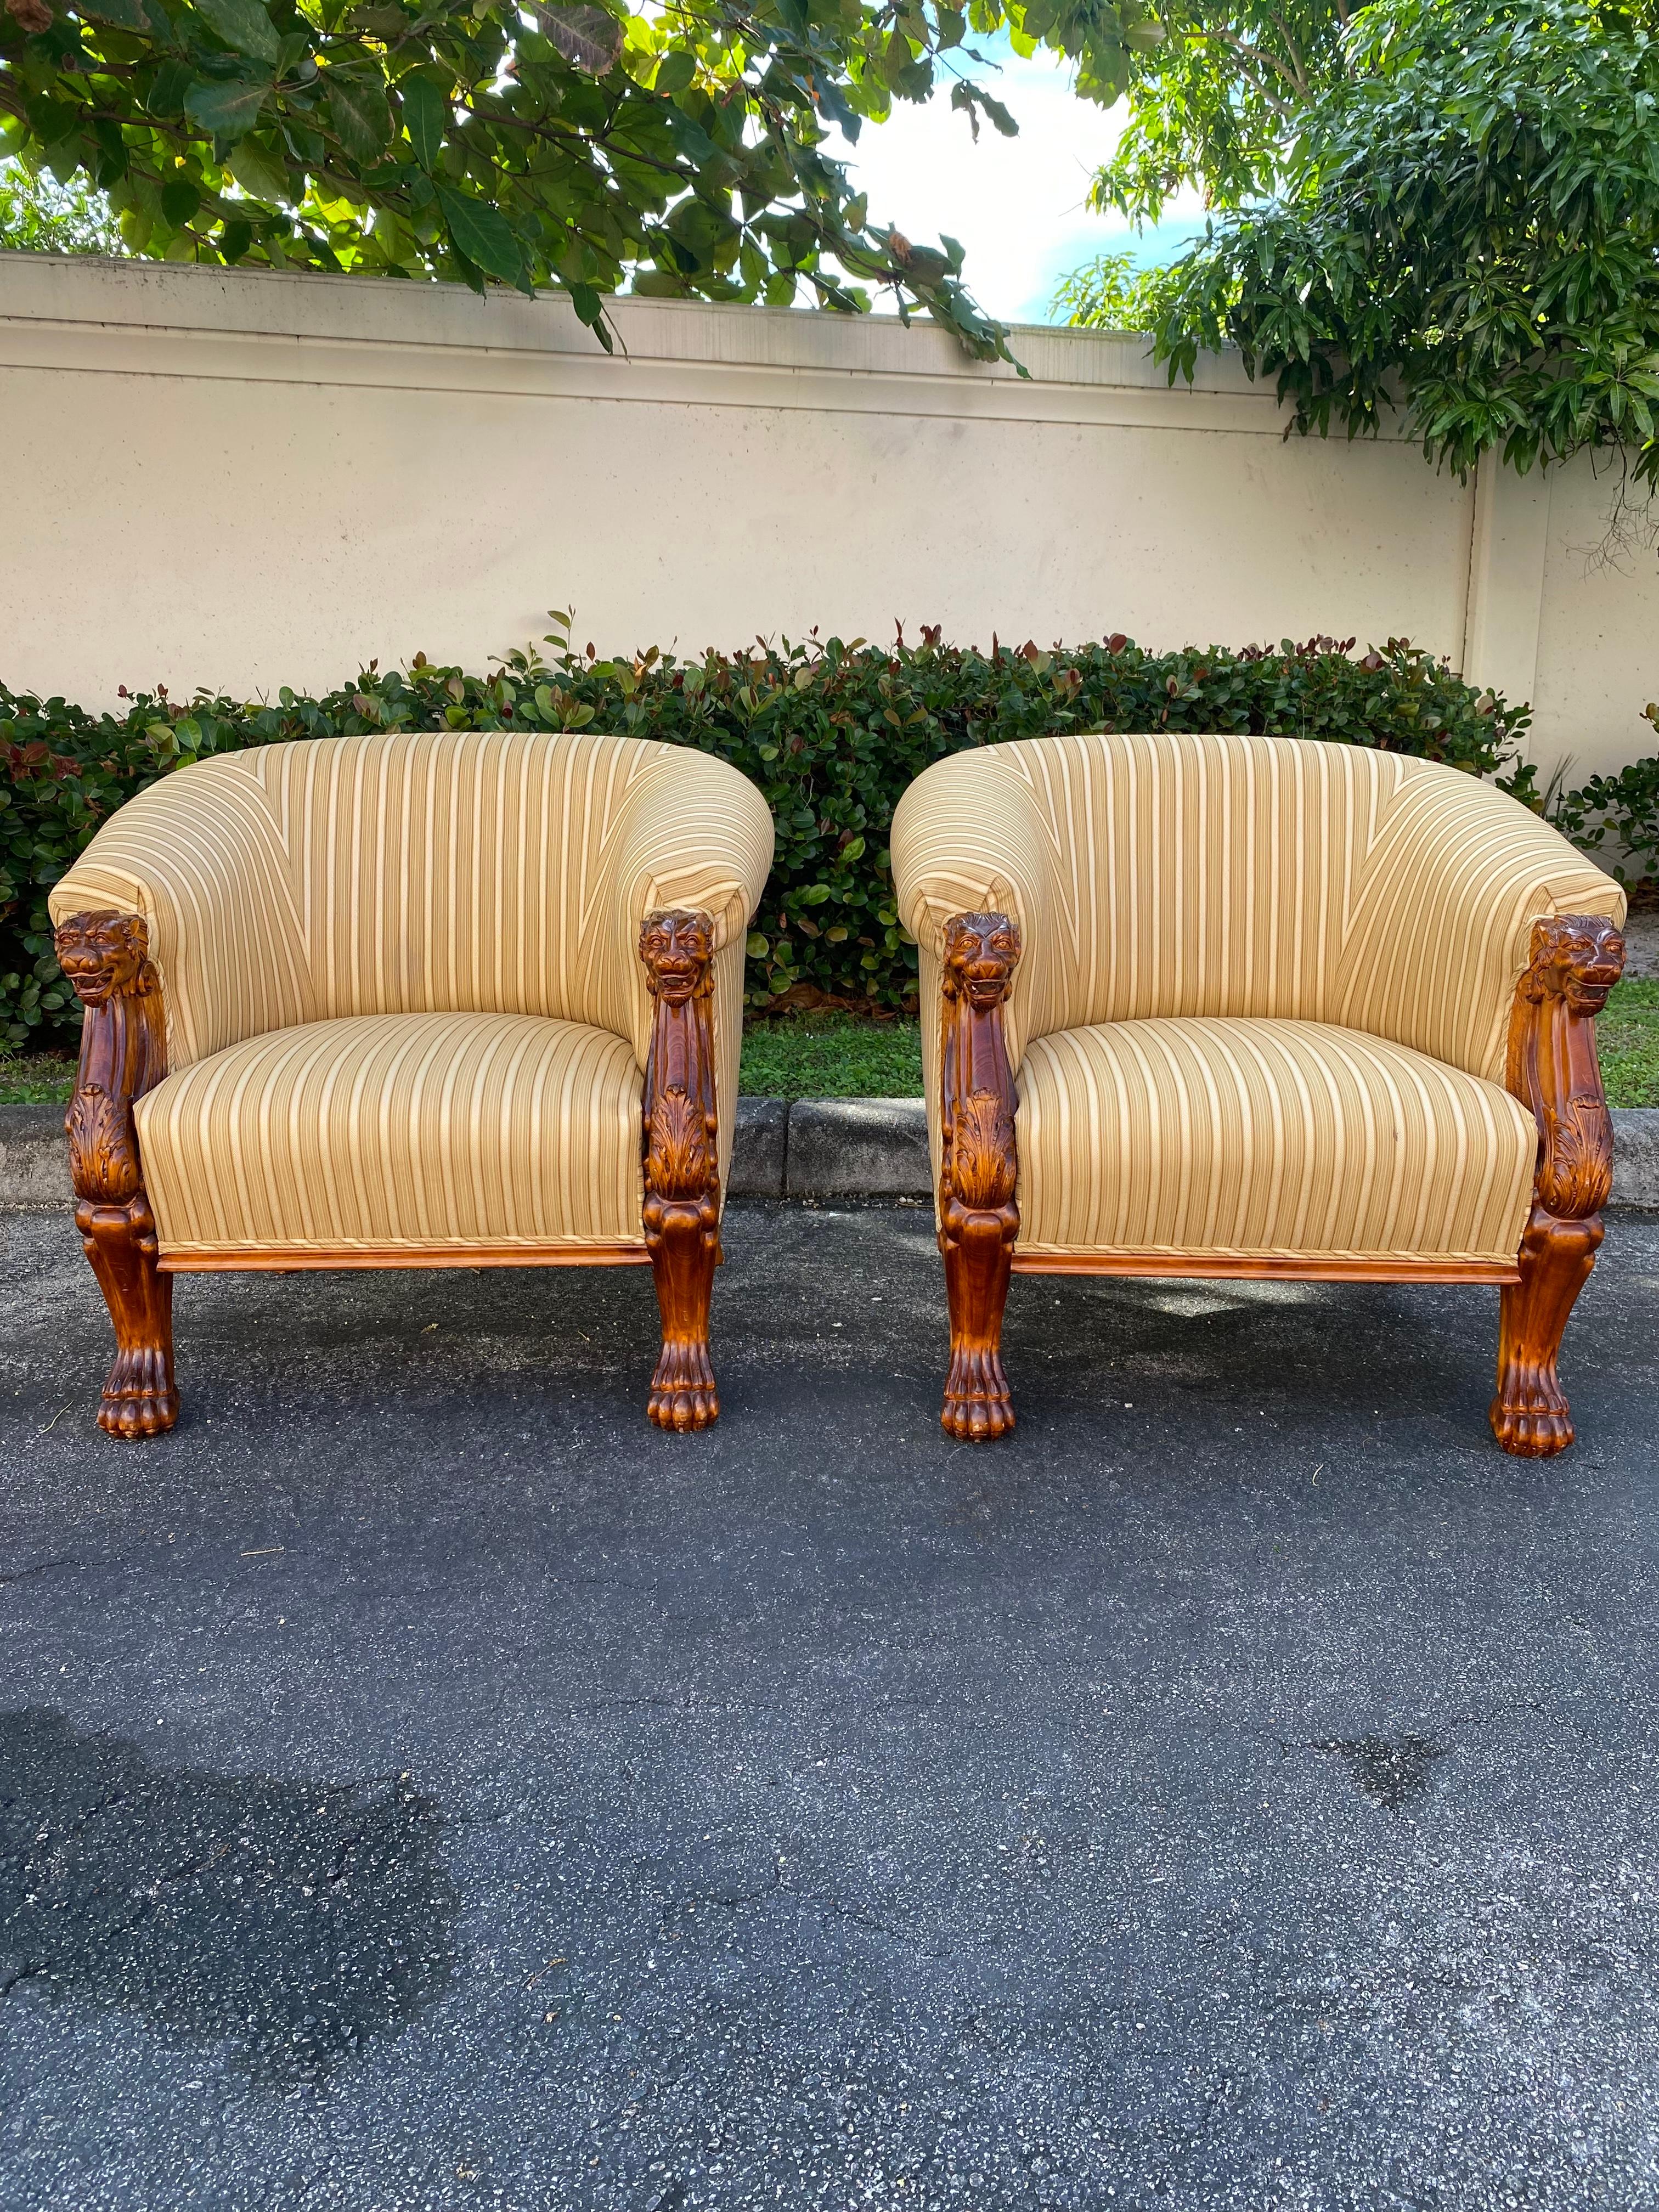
[
  {"left": 398, "top": 72, "right": 447, "bottom": 171},
  {"left": 146, "top": 59, "right": 195, "bottom": 118},
  {"left": 654, "top": 50, "right": 696, "bottom": 96},
  {"left": 160, "top": 176, "right": 201, "bottom": 225},
  {"left": 78, "top": 0, "right": 163, "bottom": 29},
  {"left": 325, "top": 74, "right": 392, "bottom": 162},
  {"left": 184, "top": 75, "right": 272, "bottom": 139},
  {"left": 224, "top": 138, "right": 288, "bottom": 201},
  {"left": 526, "top": 1, "right": 623, "bottom": 73},
  {"left": 191, "top": 0, "right": 283, "bottom": 65},
  {"left": 436, "top": 185, "right": 524, "bottom": 282}
]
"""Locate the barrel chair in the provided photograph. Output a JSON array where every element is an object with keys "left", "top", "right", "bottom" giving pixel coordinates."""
[
  {"left": 890, "top": 730, "right": 1626, "bottom": 1456},
  {"left": 48, "top": 729, "right": 774, "bottom": 1439}
]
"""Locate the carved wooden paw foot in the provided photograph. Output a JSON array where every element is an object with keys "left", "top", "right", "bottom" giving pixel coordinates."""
[
  {"left": 941, "top": 1347, "right": 1015, "bottom": 1441},
  {"left": 1490, "top": 1376, "right": 1574, "bottom": 1458},
  {"left": 98, "top": 1347, "right": 179, "bottom": 1439},
  {"left": 647, "top": 1342, "right": 719, "bottom": 1432}
]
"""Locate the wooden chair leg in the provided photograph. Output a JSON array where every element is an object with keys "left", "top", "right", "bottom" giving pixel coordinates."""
[
  {"left": 645, "top": 1194, "right": 719, "bottom": 1432},
  {"left": 639, "top": 909, "right": 721, "bottom": 1432},
  {"left": 1491, "top": 1209, "right": 1601, "bottom": 1457},
  {"left": 943, "top": 1200, "right": 1016, "bottom": 1440},
  {"left": 78, "top": 1195, "right": 179, "bottom": 1440},
  {"left": 937, "top": 912, "right": 1023, "bottom": 1442},
  {"left": 55, "top": 909, "right": 179, "bottom": 1440},
  {"left": 1491, "top": 912, "right": 1624, "bottom": 1459}
]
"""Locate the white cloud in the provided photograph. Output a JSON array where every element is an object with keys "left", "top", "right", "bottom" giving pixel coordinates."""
[{"left": 819, "top": 36, "right": 1204, "bottom": 325}]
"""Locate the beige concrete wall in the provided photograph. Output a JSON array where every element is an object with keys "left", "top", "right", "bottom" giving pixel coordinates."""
[{"left": 2, "top": 250, "right": 1654, "bottom": 778}]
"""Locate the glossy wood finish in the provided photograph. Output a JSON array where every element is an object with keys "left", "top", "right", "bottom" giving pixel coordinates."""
[
  {"left": 639, "top": 907, "right": 723, "bottom": 1431},
  {"left": 936, "top": 912, "right": 1023, "bottom": 1439},
  {"left": 1491, "top": 911, "right": 1626, "bottom": 1456},
  {"left": 160, "top": 1243, "right": 652, "bottom": 1272},
  {"left": 1012, "top": 1251, "right": 1521, "bottom": 1284},
  {"left": 54, "top": 909, "right": 179, "bottom": 1438}
]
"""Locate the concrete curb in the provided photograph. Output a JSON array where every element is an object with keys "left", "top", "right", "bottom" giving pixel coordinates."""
[
  {"left": 0, "top": 1103, "right": 76, "bottom": 1210},
  {"left": 7, "top": 1097, "right": 1659, "bottom": 1210}
]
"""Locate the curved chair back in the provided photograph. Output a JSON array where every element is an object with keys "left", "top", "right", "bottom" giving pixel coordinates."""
[
  {"left": 892, "top": 729, "right": 1621, "bottom": 1082},
  {"left": 53, "top": 728, "right": 774, "bottom": 1074}
]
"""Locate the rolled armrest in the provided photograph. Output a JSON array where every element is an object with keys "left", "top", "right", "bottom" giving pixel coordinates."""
[
  {"left": 891, "top": 752, "right": 1067, "bottom": 1074},
  {"left": 46, "top": 755, "right": 312, "bottom": 1071},
  {"left": 1326, "top": 775, "right": 1624, "bottom": 1081},
  {"left": 577, "top": 743, "right": 772, "bottom": 1197}
]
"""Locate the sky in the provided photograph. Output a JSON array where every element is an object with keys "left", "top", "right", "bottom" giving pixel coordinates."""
[{"left": 819, "top": 32, "right": 1206, "bottom": 327}]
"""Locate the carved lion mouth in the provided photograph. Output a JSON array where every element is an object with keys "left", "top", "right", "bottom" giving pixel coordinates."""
[{"left": 60, "top": 964, "right": 114, "bottom": 1000}]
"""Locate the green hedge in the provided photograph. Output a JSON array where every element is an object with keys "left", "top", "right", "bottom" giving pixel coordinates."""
[
  {"left": 1551, "top": 703, "right": 1659, "bottom": 891},
  {"left": 0, "top": 622, "right": 1552, "bottom": 1047}
]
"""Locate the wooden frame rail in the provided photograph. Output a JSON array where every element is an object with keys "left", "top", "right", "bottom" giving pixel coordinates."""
[{"left": 159, "top": 1245, "right": 652, "bottom": 1272}]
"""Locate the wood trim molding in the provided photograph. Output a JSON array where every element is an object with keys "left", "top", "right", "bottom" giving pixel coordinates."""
[
  {"left": 1012, "top": 1251, "right": 1521, "bottom": 1284},
  {"left": 1491, "top": 911, "right": 1626, "bottom": 1455},
  {"left": 639, "top": 907, "right": 722, "bottom": 1430},
  {"left": 936, "top": 911, "right": 1023, "bottom": 1439},
  {"left": 159, "top": 1242, "right": 651, "bottom": 1273},
  {"left": 54, "top": 908, "right": 179, "bottom": 1437}
]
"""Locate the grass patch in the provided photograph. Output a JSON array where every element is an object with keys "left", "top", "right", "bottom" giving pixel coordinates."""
[
  {"left": 739, "top": 1012, "right": 922, "bottom": 1099},
  {"left": 0, "top": 1051, "right": 76, "bottom": 1105},
  {"left": 7, "top": 993, "right": 1654, "bottom": 1108},
  {"left": 1596, "top": 978, "right": 1659, "bottom": 1107}
]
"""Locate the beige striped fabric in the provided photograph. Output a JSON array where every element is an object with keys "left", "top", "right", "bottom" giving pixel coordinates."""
[
  {"left": 50, "top": 731, "right": 774, "bottom": 1249},
  {"left": 136, "top": 1012, "right": 645, "bottom": 1255},
  {"left": 891, "top": 731, "right": 1623, "bottom": 1085},
  {"left": 891, "top": 731, "right": 1623, "bottom": 1264},
  {"left": 1016, "top": 1017, "right": 1537, "bottom": 1263}
]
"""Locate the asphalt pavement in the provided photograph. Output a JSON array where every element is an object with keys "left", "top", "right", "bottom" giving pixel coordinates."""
[{"left": 3, "top": 1198, "right": 1659, "bottom": 2212}]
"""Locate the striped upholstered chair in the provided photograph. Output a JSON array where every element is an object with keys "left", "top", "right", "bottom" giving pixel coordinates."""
[
  {"left": 891, "top": 730, "right": 1626, "bottom": 1455},
  {"left": 48, "top": 730, "right": 772, "bottom": 1438}
]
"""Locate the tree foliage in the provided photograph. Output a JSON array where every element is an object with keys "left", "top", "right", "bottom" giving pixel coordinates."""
[
  {"left": 1107, "top": 0, "right": 1659, "bottom": 501},
  {"left": 0, "top": 0, "right": 1160, "bottom": 354},
  {"left": 1088, "top": 0, "right": 1350, "bottom": 224}
]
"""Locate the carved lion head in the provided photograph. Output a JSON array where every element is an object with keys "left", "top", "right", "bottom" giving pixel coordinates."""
[
  {"left": 942, "top": 912, "right": 1022, "bottom": 1009},
  {"left": 54, "top": 911, "right": 154, "bottom": 1007},
  {"left": 640, "top": 909, "right": 715, "bottom": 1003},
  {"left": 1526, "top": 914, "right": 1626, "bottom": 1014}
]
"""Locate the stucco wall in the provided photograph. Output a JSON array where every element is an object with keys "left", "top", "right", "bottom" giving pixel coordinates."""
[{"left": 2, "top": 251, "right": 1654, "bottom": 780}]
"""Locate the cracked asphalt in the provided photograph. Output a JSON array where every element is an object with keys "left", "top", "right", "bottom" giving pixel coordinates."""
[{"left": 3, "top": 1197, "right": 1659, "bottom": 2211}]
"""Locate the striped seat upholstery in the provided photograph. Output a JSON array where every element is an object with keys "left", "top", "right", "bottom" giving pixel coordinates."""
[
  {"left": 892, "top": 731, "right": 1623, "bottom": 1266},
  {"left": 1016, "top": 1017, "right": 1536, "bottom": 1264},
  {"left": 135, "top": 1013, "right": 645, "bottom": 1257},
  {"left": 50, "top": 730, "right": 774, "bottom": 1257}
]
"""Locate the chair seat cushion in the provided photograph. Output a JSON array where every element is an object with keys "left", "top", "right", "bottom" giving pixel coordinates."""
[
  {"left": 1015, "top": 1017, "right": 1538, "bottom": 1265},
  {"left": 134, "top": 1012, "right": 645, "bottom": 1257}
]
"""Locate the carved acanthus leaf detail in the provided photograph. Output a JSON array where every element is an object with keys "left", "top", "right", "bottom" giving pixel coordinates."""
[
  {"left": 66, "top": 1084, "right": 142, "bottom": 1204},
  {"left": 950, "top": 1088, "right": 1017, "bottom": 1210},
  {"left": 647, "top": 1085, "right": 714, "bottom": 1200},
  {"left": 1539, "top": 1093, "right": 1615, "bottom": 1219}
]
